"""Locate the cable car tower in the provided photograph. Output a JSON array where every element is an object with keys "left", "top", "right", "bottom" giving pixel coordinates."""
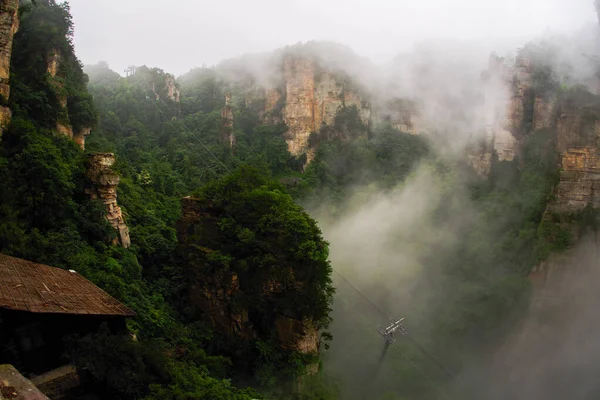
[{"left": 375, "top": 318, "right": 408, "bottom": 372}]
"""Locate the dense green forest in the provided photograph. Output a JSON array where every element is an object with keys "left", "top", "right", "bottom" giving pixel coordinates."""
[
  {"left": 82, "top": 58, "right": 565, "bottom": 400},
  {"left": 1, "top": 1, "right": 598, "bottom": 400}
]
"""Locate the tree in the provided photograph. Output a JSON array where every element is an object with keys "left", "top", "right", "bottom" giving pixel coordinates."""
[{"left": 178, "top": 166, "right": 335, "bottom": 384}]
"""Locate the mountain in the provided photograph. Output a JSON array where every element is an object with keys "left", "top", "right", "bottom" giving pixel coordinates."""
[{"left": 2, "top": 0, "right": 600, "bottom": 399}]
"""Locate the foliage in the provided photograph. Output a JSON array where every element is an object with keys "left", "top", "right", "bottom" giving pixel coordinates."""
[
  {"left": 3, "top": 4, "right": 583, "bottom": 399},
  {"left": 300, "top": 122, "right": 430, "bottom": 203},
  {"left": 179, "top": 166, "right": 334, "bottom": 385},
  {"left": 11, "top": 0, "right": 97, "bottom": 133}
]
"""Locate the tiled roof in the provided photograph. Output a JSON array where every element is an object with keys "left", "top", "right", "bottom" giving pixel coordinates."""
[{"left": 0, "top": 254, "right": 135, "bottom": 317}]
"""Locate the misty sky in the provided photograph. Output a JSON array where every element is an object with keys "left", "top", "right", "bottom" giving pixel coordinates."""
[{"left": 69, "top": 0, "right": 596, "bottom": 77}]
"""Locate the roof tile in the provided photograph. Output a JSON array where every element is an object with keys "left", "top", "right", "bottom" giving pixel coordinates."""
[{"left": 0, "top": 254, "right": 135, "bottom": 317}]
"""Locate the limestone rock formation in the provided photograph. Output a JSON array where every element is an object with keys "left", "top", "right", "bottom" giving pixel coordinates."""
[
  {"left": 165, "top": 74, "right": 180, "bottom": 102},
  {"left": 0, "top": 0, "right": 19, "bottom": 139},
  {"left": 466, "top": 135, "right": 494, "bottom": 177},
  {"left": 496, "top": 92, "right": 600, "bottom": 393},
  {"left": 46, "top": 49, "right": 73, "bottom": 138},
  {"left": 220, "top": 93, "right": 235, "bottom": 151},
  {"left": 73, "top": 127, "right": 92, "bottom": 150},
  {"left": 376, "top": 98, "right": 423, "bottom": 135},
  {"left": 240, "top": 53, "right": 370, "bottom": 160},
  {"left": 176, "top": 196, "right": 319, "bottom": 358},
  {"left": 533, "top": 96, "right": 555, "bottom": 131},
  {"left": 85, "top": 153, "right": 131, "bottom": 248},
  {"left": 46, "top": 49, "right": 92, "bottom": 149},
  {"left": 507, "top": 54, "right": 533, "bottom": 133},
  {"left": 547, "top": 147, "right": 600, "bottom": 214},
  {"left": 280, "top": 56, "right": 370, "bottom": 156},
  {"left": 244, "top": 85, "right": 284, "bottom": 124}
]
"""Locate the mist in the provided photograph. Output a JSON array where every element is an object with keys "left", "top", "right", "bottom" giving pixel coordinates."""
[
  {"left": 68, "top": 0, "right": 600, "bottom": 398},
  {"left": 68, "top": 0, "right": 595, "bottom": 76}
]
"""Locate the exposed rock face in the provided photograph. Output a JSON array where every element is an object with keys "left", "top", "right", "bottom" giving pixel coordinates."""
[
  {"left": 507, "top": 54, "right": 533, "bottom": 133},
  {"left": 533, "top": 96, "right": 555, "bottom": 131},
  {"left": 220, "top": 93, "right": 235, "bottom": 151},
  {"left": 283, "top": 57, "right": 370, "bottom": 156},
  {"left": 46, "top": 49, "right": 92, "bottom": 149},
  {"left": 496, "top": 99, "right": 600, "bottom": 395},
  {"left": 176, "top": 196, "right": 319, "bottom": 357},
  {"left": 73, "top": 127, "right": 91, "bottom": 150},
  {"left": 547, "top": 147, "right": 600, "bottom": 214},
  {"left": 376, "top": 98, "right": 423, "bottom": 135},
  {"left": 470, "top": 51, "right": 559, "bottom": 176},
  {"left": 0, "top": 0, "right": 19, "bottom": 139},
  {"left": 247, "top": 55, "right": 370, "bottom": 158},
  {"left": 47, "top": 49, "right": 73, "bottom": 139},
  {"left": 483, "top": 55, "right": 521, "bottom": 163},
  {"left": 85, "top": 153, "right": 131, "bottom": 248},
  {"left": 165, "top": 75, "right": 180, "bottom": 102},
  {"left": 274, "top": 316, "right": 318, "bottom": 354},
  {"left": 281, "top": 57, "right": 318, "bottom": 156},
  {"left": 540, "top": 107, "right": 600, "bottom": 215},
  {"left": 244, "top": 85, "right": 283, "bottom": 124},
  {"left": 0, "top": 0, "right": 17, "bottom": 100}
]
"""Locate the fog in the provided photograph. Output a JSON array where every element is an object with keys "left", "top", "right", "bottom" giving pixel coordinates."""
[
  {"left": 69, "top": 0, "right": 600, "bottom": 398},
  {"left": 68, "top": 0, "right": 595, "bottom": 76}
]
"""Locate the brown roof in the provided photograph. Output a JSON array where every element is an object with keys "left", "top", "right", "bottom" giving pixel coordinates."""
[{"left": 0, "top": 254, "right": 135, "bottom": 317}]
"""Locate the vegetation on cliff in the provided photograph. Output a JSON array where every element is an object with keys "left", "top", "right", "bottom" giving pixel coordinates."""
[
  {"left": 3, "top": 1, "right": 599, "bottom": 399},
  {"left": 178, "top": 167, "right": 334, "bottom": 388}
]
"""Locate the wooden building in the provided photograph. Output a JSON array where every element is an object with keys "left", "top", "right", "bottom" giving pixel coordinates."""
[{"left": 0, "top": 254, "right": 135, "bottom": 377}]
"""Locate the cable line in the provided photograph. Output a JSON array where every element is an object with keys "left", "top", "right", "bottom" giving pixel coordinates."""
[
  {"left": 332, "top": 267, "right": 455, "bottom": 379},
  {"left": 334, "top": 280, "right": 452, "bottom": 400},
  {"left": 155, "top": 94, "right": 231, "bottom": 173},
  {"left": 147, "top": 97, "right": 217, "bottom": 176}
]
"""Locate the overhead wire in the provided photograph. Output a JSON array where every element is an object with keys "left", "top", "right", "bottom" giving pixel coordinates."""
[
  {"left": 142, "top": 78, "right": 454, "bottom": 397},
  {"left": 332, "top": 268, "right": 455, "bottom": 378},
  {"left": 388, "top": 341, "right": 453, "bottom": 400},
  {"left": 156, "top": 95, "right": 231, "bottom": 173},
  {"left": 334, "top": 275, "right": 453, "bottom": 400},
  {"left": 147, "top": 97, "right": 217, "bottom": 176}
]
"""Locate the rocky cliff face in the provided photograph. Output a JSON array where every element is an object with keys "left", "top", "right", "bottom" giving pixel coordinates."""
[
  {"left": 375, "top": 98, "right": 423, "bottom": 135},
  {"left": 0, "top": 0, "right": 18, "bottom": 139},
  {"left": 467, "top": 50, "right": 564, "bottom": 176},
  {"left": 176, "top": 196, "right": 319, "bottom": 358},
  {"left": 495, "top": 86, "right": 600, "bottom": 393},
  {"left": 165, "top": 74, "right": 180, "bottom": 102},
  {"left": 85, "top": 153, "right": 131, "bottom": 248},
  {"left": 220, "top": 93, "right": 235, "bottom": 151},
  {"left": 278, "top": 56, "right": 370, "bottom": 157},
  {"left": 242, "top": 54, "right": 370, "bottom": 160},
  {"left": 46, "top": 49, "right": 92, "bottom": 149}
]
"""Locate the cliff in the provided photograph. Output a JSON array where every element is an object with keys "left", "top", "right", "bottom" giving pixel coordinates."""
[
  {"left": 495, "top": 86, "right": 600, "bottom": 393},
  {"left": 165, "top": 74, "right": 180, "bottom": 102},
  {"left": 280, "top": 56, "right": 370, "bottom": 156},
  {"left": 46, "top": 49, "right": 92, "bottom": 149},
  {"left": 220, "top": 93, "right": 235, "bottom": 150},
  {"left": 85, "top": 153, "right": 131, "bottom": 248},
  {"left": 0, "top": 0, "right": 18, "bottom": 139},
  {"left": 237, "top": 49, "right": 371, "bottom": 161},
  {"left": 375, "top": 98, "right": 423, "bottom": 135},
  {"left": 176, "top": 193, "right": 323, "bottom": 368}
]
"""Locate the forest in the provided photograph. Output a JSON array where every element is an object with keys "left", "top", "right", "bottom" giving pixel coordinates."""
[{"left": 0, "top": 1, "right": 599, "bottom": 399}]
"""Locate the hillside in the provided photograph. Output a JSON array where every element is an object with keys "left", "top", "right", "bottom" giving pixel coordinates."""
[{"left": 0, "top": 1, "right": 600, "bottom": 399}]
